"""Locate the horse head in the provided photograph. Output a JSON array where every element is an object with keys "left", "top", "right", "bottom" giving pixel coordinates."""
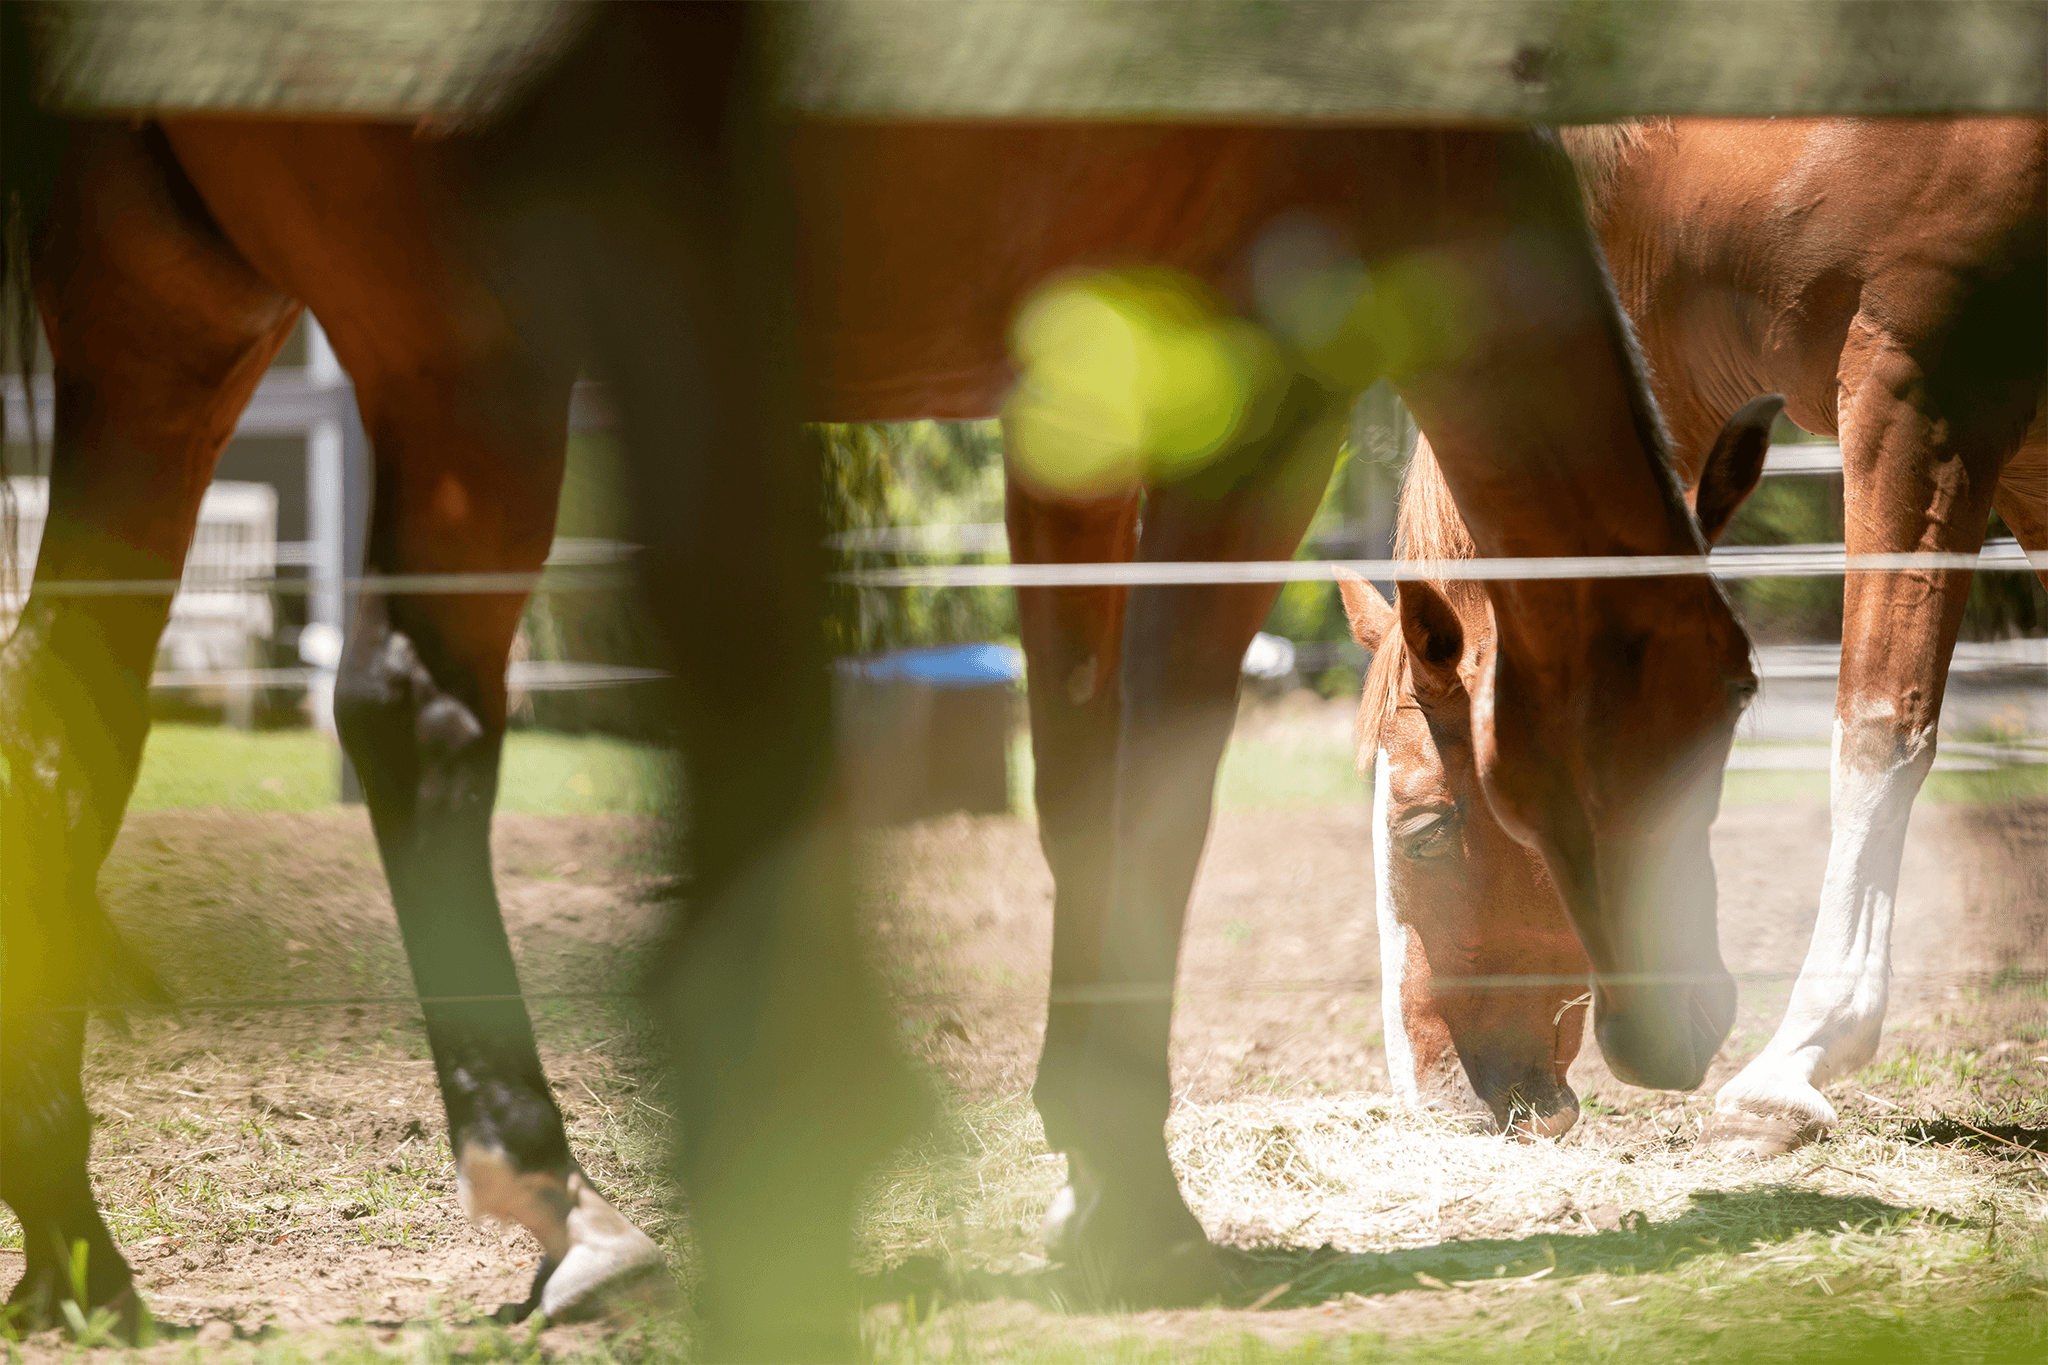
[{"left": 1345, "top": 394, "right": 1780, "bottom": 1129}]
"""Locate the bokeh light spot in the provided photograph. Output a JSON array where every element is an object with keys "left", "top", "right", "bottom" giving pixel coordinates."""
[{"left": 1006, "top": 269, "right": 1280, "bottom": 495}]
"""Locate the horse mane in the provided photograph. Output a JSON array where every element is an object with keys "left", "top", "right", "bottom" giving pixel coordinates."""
[
  {"left": 1355, "top": 439, "right": 1488, "bottom": 760},
  {"left": 1557, "top": 120, "right": 1670, "bottom": 221}
]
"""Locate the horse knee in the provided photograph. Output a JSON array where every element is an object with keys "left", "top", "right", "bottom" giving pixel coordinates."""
[{"left": 333, "top": 617, "right": 499, "bottom": 815}]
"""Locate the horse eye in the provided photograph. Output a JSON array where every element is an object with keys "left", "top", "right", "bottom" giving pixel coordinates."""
[
  {"left": 1729, "top": 674, "right": 1760, "bottom": 710},
  {"left": 1395, "top": 807, "right": 1460, "bottom": 859}
]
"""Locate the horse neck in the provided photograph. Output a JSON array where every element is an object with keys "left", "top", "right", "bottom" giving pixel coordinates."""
[{"left": 1575, "top": 119, "right": 1802, "bottom": 478}]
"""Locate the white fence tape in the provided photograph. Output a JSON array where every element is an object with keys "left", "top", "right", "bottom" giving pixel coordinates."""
[
  {"left": 13, "top": 538, "right": 2041, "bottom": 597},
  {"left": 841, "top": 539, "right": 2044, "bottom": 589}
]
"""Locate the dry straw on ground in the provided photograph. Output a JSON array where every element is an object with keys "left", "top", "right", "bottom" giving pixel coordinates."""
[{"left": 862, "top": 1089, "right": 2048, "bottom": 1276}]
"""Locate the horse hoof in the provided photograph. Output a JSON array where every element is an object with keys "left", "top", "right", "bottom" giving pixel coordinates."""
[
  {"left": 538, "top": 1230, "right": 672, "bottom": 1323},
  {"left": 494, "top": 1254, "right": 559, "bottom": 1324},
  {"left": 1040, "top": 1180, "right": 1222, "bottom": 1307},
  {"left": 103, "top": 1286, "right": 153, "bottom": 1345},
  {"left": 1121, "top": 1235, "right": 1227, "bottom": 1307},
  {"left": 3, "top": 1276, "right": 148, "bottom": 1344},
  {"left": 1698, "top": 1109, "right": 1826, "bottom": 1156}
]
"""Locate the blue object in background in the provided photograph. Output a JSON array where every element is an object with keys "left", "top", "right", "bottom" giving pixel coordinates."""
[
  {"left": 834, "top": 643, "right": 1023, "bottom": 824},
  {"left": 837, "top": 643, "right": 1024, "bottom": 690}
]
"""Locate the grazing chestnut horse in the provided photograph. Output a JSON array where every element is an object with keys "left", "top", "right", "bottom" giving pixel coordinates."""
[
  {"left": 1344, "top": 116, "right": 2046, "bottom": 1149},
  {"left": 1341, "top": 395, "right": 1779, "bottom": 1136},
  {"left": 0, "top": 103, "right": 1755, "bottom": 1337}
]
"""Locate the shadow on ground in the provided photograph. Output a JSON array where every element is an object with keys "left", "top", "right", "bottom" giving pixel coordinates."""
[{"left": 866, "top": 1186, "right": 1946, "bottom": 1312}]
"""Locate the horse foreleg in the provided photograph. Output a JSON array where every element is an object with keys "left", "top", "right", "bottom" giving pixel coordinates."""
[
  {"left": 0, "top": 122, "right": 298, "bottom": 1333},
  {"left": 1704, "top": 360, "right": 2018, "bottom": 1155},
  {"left": 1040, "top": 379, "right": 1351, "bottom": 1298}
]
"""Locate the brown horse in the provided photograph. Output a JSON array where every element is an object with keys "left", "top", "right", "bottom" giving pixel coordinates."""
[
  {"left": 1340, "top": 395, "right": 1779, "bottom": 1136},
  {"left": 0, "top": 105, "right": 1755, "bottom": 1340},
  {"left": 1344, "top": 116, "right": 2047, "bottom": 1147},
  {"left": 803, "top": 123, "right": 1757, "bottom": 1284}
]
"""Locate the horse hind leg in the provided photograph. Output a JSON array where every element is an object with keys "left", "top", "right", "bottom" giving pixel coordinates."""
[
  {"left": 329, "top": 370, "right": 663, "bottom": 1321},
  {"left": 1030, "top": 376, "right": 1353, "bottom": 1298},
  {"left": 0, "top": 122, "right": 299, "bottom": 1331},
  {"left": 158, "top": 116, "right": 668, "bottom": 1321}
]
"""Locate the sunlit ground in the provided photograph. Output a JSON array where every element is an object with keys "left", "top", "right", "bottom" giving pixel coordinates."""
[{"left": 5, "top": 698, "right": 2043, "bottom": 1362}]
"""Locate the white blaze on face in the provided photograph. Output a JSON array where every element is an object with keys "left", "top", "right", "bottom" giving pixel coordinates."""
[{"left": 1374, "top": 749, "right": 1422, "bottom": 1106}]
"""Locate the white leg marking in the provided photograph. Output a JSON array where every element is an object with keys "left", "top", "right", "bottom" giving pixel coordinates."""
[
  {"left": 459, "top": 1145, "right": 665, "bottom": 1317},
  {"left": 1713, "top": 713, "right": 1934, "bottom": 1135}
]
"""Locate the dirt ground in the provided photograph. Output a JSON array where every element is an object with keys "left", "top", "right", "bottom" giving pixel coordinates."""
[
  {"left": 869, "top": 790, "right": 2048, "bottom": 1123},
  {"left": 2, "top": 732, "right": 2044, "bottom": 1357}
]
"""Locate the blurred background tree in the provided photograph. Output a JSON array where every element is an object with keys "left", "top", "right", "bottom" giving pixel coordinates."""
[
  {"left": 1720, "top": 416, "right": 2045, "bottom": 643},
  {"left": 818, "top": 420, "right": 1015, "bottom": 655}
]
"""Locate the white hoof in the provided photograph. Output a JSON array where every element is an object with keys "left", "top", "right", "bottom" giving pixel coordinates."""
[
  {"left": 459, "top": 1147, "right": 669, "bottom": 1319},
  {"left": 538, "top": 1171, "right": 668, "bottom": 1321},
  {"left": 1703, "top": 1060, "right": 1837, "bottom": 1155}
]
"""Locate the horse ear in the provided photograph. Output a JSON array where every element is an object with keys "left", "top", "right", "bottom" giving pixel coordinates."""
[
  {"left": 1398, "top": 579, "right": 1465, "bottom": 695},
  {"left": 1693, "top": 393, "right": 1784, "bottom": 545},
  {"left": 1338, "top": 574, "right": 1396, "bottom": 650}
]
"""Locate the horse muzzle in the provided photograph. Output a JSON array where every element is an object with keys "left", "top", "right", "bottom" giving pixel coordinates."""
[{"left": 1592, "top": 968, "right": 1736, "bottom": 1092}]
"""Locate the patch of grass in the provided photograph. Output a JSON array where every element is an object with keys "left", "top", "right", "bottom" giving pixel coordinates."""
[
  {"left": 866, "top": 1237, "right": 2048, "bottom": 1363},
  {"left": 126, "top": 725, "right": 675, "bottom": 815},
  {"left": 1719, "top": 767, "right": 1832, "bottom": 807},
  {"left": 129, "top": 724, "right": 340, "bottom": 812},
  {"left": 1216, "top": 733, "right": 1369, "bottom": 810},
  {"left": 1922, "top": 762, "right": 2048, "bottom": 806},
  {"left": 1009, "top": 729, "right": 1369, "bottom": 818},
  {"left": 1708, "top": 761, "right": 2048, "bottom": 809},
  {"left": 493, "top": 732, "right": 679, "bottom": 817}
]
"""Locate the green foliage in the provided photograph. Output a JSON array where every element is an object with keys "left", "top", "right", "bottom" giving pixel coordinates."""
[
  {"left": 1718, "top": 470, "right": 1845, "bottom": 643},
  {"left": 1720, "top": 450, "right": 2047, "bottom": 644},
  {"left": 820, "top": 420, "right": 1018, "bottom": 655}
]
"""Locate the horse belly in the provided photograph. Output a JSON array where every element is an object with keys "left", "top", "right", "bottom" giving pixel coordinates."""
[{"left": 791, "top": 124, "right": 1369, "bottom": 422}]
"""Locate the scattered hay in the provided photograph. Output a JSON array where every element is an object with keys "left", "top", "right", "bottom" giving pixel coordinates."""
[
  {"left": 860, "top": 1089, "right": 2048, "bottom": 1279},
  {"left": 1167, "top": 1093, "right": 2045, "bottom": 1256},
  {"left": 858, "top": 1090, "right": 2048, "bottom": 1362}
]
